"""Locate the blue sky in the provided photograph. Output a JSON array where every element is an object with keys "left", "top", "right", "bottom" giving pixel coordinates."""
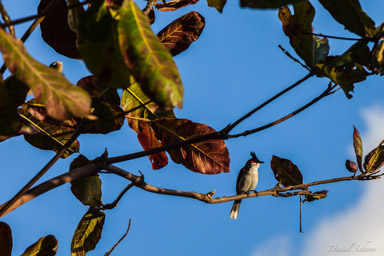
[{"left": 1, "top": 0, "right": 384, "bottom": 255}]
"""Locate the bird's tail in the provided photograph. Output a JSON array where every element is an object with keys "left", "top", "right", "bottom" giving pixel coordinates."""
[{"left": 229, "top": 200, "right": 242, "bottom": 219}]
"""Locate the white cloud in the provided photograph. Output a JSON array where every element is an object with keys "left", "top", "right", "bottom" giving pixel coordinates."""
[
  {"left": 251, "top": 235, "right": 291, "bottom": 256},
  {"left": 300, "top": 104, "right": 384, "bottom": 256}
]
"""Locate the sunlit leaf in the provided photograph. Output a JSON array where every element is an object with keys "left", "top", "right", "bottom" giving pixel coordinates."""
[
  {"left": 241, "top": 0, "right": 301, "bottom": 9},
  {"left": 157, "top": 11, "right": 205, "bottom": 56},
  {"left": 318, "top": 0, "right": 375, "bottom": 37},
  {"left": 38, "top": 0, "right": 81, "bottom": 59},
  {"left": 156, "top": 0, "right": 199, "bottom": 11},
  {"left": 0, "top": 28, "right": 93, "bottom": 120},
  {"left": 364, "top": 140, "right": 384, "bottom": 173},
  {"left": 21, "top": 235, "right": 58, "bottom": 256},
  {"left": 303, "top": 190, "right": 328, "bottom": 203},
  {"left": 0, "top": 222, "right": 12, "bottom": 256},
  {"left": 270, "top": 156, "right": 303, "bottom": 187},
  {"left": 70, "top": 155, "right": 102, "bottom": 208},
  {"left": 207, "top": 0, "right": 227, "bottom": 13},
  {"left": 152, "top": 117, "right": 230, "bottom": 174},
  {"left": 118, "top": 0, "right": 183, "bottom": 109},
  {"left": 345, "top": 160, "right": 358, "bottom": 174},
  {"left": 373, "top": 40, "right": 384, "bottom": 75},
  {"left": 71, "top": 208, "right": 105, "bottom": 256},
  {"left": 353, "top": 125, "right": 363, "bottom": 171}
]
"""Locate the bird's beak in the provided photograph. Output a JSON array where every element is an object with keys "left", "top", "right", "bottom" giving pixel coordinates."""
[{"left": 260, "top": 160, "right": 264, "bottom": 164}]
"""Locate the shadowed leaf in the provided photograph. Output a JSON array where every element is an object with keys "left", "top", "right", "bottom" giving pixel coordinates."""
[
  {"left": 70, "top": 155, "right": 102, "bottom": 208},
  {"left": 21, "top": 235, "right": 58, "bottom": 256},
  {"left": 373, "top": 40, "right": 384, "bottom": 75},
  {"left": 0, "top": 28, "right": 93, "bottom": 120},
  {"left": 353, "top": 125, "right": 363, "bottom": 172},
  {"left": 157, "top": 11, "right": 205, "bottom": 57},
  {"left": 241, "top": 0, "right": 301, "bottom": 9},
  {"left": 152, "top": 118, "right": 230, "bottom": 174},
  {"left": 207, "top": 0, "right": 227, "bottom": 13},
  {"left": 303, "top": 190, "right": 328, "bottom": 203},
  {"left": 38, "top": 0, "right": 81, "bottom": 59},
  {"left": 271, "top": 156, "right": 303, "bottom": 187},
  {"left": 71, "top": 208, "right": 105, "bottom": 256},
  {"left": 156, "top": 0, "right": 199, "bottom": 11},
  {"left": 318, "top": 0, "right": 375, "bottom": 37},
  {"left": 364, "top": 140, "right": 384, "bottom": 173},
  {"left": 118, "top": 0, "right": 183, "bottom": 109},
  {"left": 0, "top": 222, "right": 12, "bottom": 256}
]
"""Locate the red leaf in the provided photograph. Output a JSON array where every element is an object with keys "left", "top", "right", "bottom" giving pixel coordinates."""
[
  {"left": 137, "top": 122, "right": 168, "bottom": 170},
  {"left": 152, "top": 118, "right": 229, "bottom": 174},
  {"left": 271, "top": 156, "right": 303, "bottom": 187},
  {"left": 353, "top": 125, "right": 363, "bottom": 172},
  {"left": 0, "top": 222, "right": 12, "bottom": 256}
]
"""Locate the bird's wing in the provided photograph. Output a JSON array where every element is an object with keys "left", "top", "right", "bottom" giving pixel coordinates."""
[{"left": 236, "top": 165, "right": 247, "bottom": 194}]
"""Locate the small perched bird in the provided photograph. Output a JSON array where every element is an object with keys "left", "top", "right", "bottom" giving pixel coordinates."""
[{"left": 229, "top": 152, "right": 264, "bottom": 219}]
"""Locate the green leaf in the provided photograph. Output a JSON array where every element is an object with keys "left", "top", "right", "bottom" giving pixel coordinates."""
[
  {"left": 0, "top": 222, "right": 12, "bottom": 256},
  {"left": 318, "top": 0, "right": 375, "bottom": 37},
  {"left": 373, "top": 40, "right": 384, "bottom": 75},
  {"left": 241, "top": 0, "right": 302, "bottom": 9},
  {"left": 70, "top": 155, "right": 102, "bottom": 208},
  {"left": 0, "top": 28, "right": 93, "bottom": 120},
  {"left": 157, "top": 11, "right": 206, "bottom": 57},
  {"left": 77, "top": 1, "right": 131, "bottom": 89},
  {"left": 364, "top": 140, "right": 384, "bottom": 173},
  {"left": 19, "top": 101, "right": 79, "bottom": 158},
  {"left": 303, "top": 190, "right": 328, "bottom": 203},
  {"left": 71, "top": 208, "right": 105, "bottom": 256},
  {"left": 118, "top": 0, "right": 183, "bottom": 110},
  {"left": 21, "top": 235, "right": 58, "bottom": 256},
  {"left": 207, "top": 0, "right": 227, "bottom": 13},
  {"left": 270, "top": 156, "right": 303, "bottom": 187},
  {"left": 353, "top": 125, "right": 363, "bottom": 172},
  {"left": 278, "top": 2, "right": 329, "bottom": 68},
  {"left": 152, "top": 117, "right": 230, "bottom": 174}
]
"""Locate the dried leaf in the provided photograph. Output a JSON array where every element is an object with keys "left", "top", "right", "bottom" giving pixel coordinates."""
[
  {"left": 0, "top": 222, "right": 12, "bottom": 256},
  {"left": 364, "top": 140, "right": 384, "bottom": 173},
  {"left": 70, "top": 155, "right": 102, "bottom": 208},
  {"left": 152, "top": 118, "right": 230, "bottom": 174},
  {"left": 0, "top": 28, "right": 93, "bottom": 120},
  {"left": 207, "top": 0, "right": 227, "bottom": 13},
  {"left": 271, "top": 156, "right": 303, "bottom": 187},
  {"left": 318, "top": 0, "right": 375, "bottom": 37},
  {"left": 71, "top": 208, "right": 105, "bottom": 256},
  {"left": 157, "top": 11, "right": 205, "bottom": 57},
  {"left": 21, "top": 235, "right": 58, "bottom": 256},
  {"left": 156, "top": 0, "right": 199, "bottom": 11},
  {"left": 303, "top": 190, "right": 328, "bottom": 203},
  {"left": 38, "top": 0, "right": 81, "bottom": 59},
  {"left": 118, "top": 0, "right": 184, "bottom": 109},
  {"left": 353, "top": 125, "right": 363, "bottom": 171}
]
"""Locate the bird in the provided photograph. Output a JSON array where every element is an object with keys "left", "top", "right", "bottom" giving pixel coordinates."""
[{"left": 229, "top": 152, "right": 264, "bottom": 219}]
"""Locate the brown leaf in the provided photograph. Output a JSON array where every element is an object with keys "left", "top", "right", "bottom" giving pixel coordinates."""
[
  {"left": 364, "top": 140, "right": 384, "bottom": 173},
  {"left": 38, "top": 0, "right": 81, "bottom": 59},
  {"left": 271, "top": 156, "right": 303, "bottom": 187},
  {"left": 0, "top": 222, "right": 12, "bottom": 256},
  {"left": 137, "top": 122, "right": 168, "bottom": 170},
  {"left": 157, "top": 11, "right": 205, "bottom": 56},
  {"left": 152, "top": 118, "right": 229, "bottom": 174},
  {"left": 345, "top": 160, "right": 358, "bottom": 173},
  {"left": 353, "top": 125, "right": 363, "bottom": 171},
  {"left": 303, "top": 190, "right": 328, "bottom": 203},
  {"left": 156, "top": 0, "right": 199, "bottom": 11}
]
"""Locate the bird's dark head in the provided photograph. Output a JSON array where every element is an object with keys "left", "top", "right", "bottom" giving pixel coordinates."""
[{"left": 250, "top": 152, "right": 264, "bottom": 164}]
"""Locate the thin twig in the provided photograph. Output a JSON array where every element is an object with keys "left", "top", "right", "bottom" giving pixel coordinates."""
[
  {"left": 301, "top": 31, "right": 362, "bottom": 41},
  {"left": 104, "top": 219, "right": 132, "bottom": 256},
  {"left": 278, "top": 45, "right": 311, "bottom": 71},
  {"left": 300, "top": 195, "right": 303, "bottom": 233},
  {"left": 0, "top": 3, "right": 15, "bottom": 35}
]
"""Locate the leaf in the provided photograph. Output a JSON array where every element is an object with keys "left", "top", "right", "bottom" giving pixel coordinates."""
[
  {"left": 137, "top": 122, "right": 168, "bottom": 170},
  {"left": 0, "top": 28, "right": 93, "bottom": 120},
  {"left": 77, "top": 1, "right": 131, "bottom": 89},
  {"left": 157, "top": 11, "right": 206, "bottom": 57},
  {"left": 207, "top": 0, "right": 227, "bottom": 13},
  {"left": 70, "top": 155, "right": 102, "bottom": 208},
  {"left": 373, "top": 40, "right": 384, "bottom": 75},
  {"left": 303, "top": 190, "right": 328, "bottom": 203},
  {"left": 21, "top": 235, "right": 58, "bottom": 256},
  {"left": 345, "top": 160, "right": 358, "bottom": 174},
  {"left": 318, "top": 0, "right": 375, "bottom": 37},
  {"left": 363, "top": 140, "right": 384, "bottom": 173},
  {"left": 156, "top": 0, "right": 199, "bottom": 11},
  {"left": 0, "top": 222, "right": 12, "bottom": 256},
  {"left": 71, "top": 208, "right": 105, "bottom": 256},
  {"left": 278, "top": 2, "right": 329, "bottom": 68},
  {"left": 118, "top": 0, "right": 184, "bottom": 110},
  {"left": 353, "top": 125, "right": 363, "bottom": 172},
  {"left": 152, "top": 118, "right": 230, "bottom": 174},
  {"left": 241, "top": 0, "right": 302, "bottom": 9},
  {"left": 19, "top": 101, "right": 79, "bottom": 158},
  {"left": 270, "top": 156, "right": 303, "bottom": 187},
  {"left": 38, "top": 0, "right": 81, "bottom": 59}
]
